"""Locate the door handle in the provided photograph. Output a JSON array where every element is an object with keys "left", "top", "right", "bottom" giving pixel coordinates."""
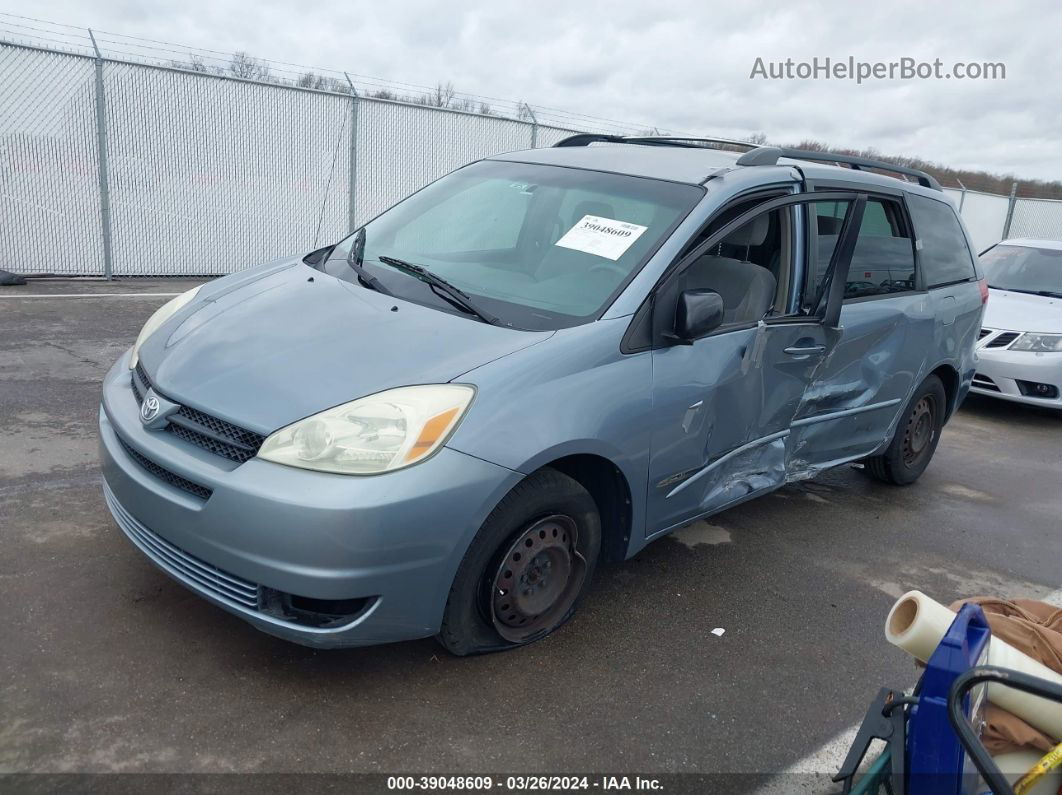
[{"left": 784, "top": 343, "right": 826, "bottom": 356}]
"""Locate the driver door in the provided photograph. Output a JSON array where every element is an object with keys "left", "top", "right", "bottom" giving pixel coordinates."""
[{"left": 645, "top": 192, "right": 866, "bottom": 536}]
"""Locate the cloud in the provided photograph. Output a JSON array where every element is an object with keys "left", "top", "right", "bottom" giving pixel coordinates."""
[{"left": 12, "top": 0, "right": 1062, "bottom": 180}]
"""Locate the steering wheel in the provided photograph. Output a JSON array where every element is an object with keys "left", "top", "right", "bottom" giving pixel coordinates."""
[{"left": 588, "top": 262, "right": 628, "bottom": 279}]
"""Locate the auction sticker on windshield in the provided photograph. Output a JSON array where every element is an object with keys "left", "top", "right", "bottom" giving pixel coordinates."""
[{"left": 555, "top": 215, "right": 648, "bottom": 261}]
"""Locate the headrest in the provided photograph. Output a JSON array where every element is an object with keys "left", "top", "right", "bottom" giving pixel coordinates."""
[
  {"left": 572, "top": 201, "right": 615, "bottom": 225},
  {"left": 722, "top": 213, "right": 769, "bottom": 247}
]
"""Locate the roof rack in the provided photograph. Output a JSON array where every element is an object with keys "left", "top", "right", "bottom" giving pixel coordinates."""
[
  {"left": 551, "top": 134, "right": 942, "bottom": 191},
  {"left": 553, "top": 134, "right": 763, "bottom": 151},
  {"left": 736, "top": 146, "right": 941, "bottom": 190}
]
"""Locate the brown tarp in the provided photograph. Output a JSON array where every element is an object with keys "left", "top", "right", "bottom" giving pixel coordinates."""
[{"left": 950, "top": 597, "right": 1062, "bottom": 754}]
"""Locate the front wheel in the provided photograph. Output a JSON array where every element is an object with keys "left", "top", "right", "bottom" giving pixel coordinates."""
[
  {"left": 437, "top": 468, "right": 601, "bottom": 656},
  {"left": 863, "top": 374, "right": 947, "bottom": 485}
]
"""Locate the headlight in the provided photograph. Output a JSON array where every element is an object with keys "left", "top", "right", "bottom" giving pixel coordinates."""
[
  {"left": 129, "top": 285, "right": 202, "bottom": 369},
  {"left": 257, "top": 385, "right": 475, "bottom": 475},
  {"left": 1010, "top": 333, "right": 1062, "bottom": 353}
]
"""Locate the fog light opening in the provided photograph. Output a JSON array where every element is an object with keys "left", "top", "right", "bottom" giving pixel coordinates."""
[
  {"left": 1016, "top": 380, "right": 1059, "bottom": 399},
  {"left": 260, "top": 588, "right": 375, "bottom": 627}
]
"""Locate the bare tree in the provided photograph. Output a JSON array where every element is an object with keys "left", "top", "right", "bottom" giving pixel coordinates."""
[
  {"left": 229, "top": 51, "right": 271, "bottom": 81},
  {"left": 478, "top": 101, "right": 492, "bottom": 115},
  {"left": 428, "top": 81, "right": 456, "bottom": 108},
  {"left": 297, "top": 71, "right": 326, "bottom": 90},
  {"left": 745, "top": 132, "right": 768, "bottom": 145},
  {"left": 171, "top": 54, "right": 220, "bottom": 74}
]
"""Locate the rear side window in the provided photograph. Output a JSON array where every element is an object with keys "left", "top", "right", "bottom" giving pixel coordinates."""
[
  {"left": 813, "top": 199, "right": 916, "bottom": 299},
  {"left": 907, "top": 194, "right": 976, "bottom": 288}
]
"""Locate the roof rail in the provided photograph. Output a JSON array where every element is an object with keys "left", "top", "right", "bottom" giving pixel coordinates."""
[
  {"left": 552, "top": 134, "right": 764, "bottom": 151},
  {"left": 550, "top": 135, "right": 942, "bottom": 190},
  {"left": 553, "top": 133, "right": 627, "bottom": 147},
  {"left": 623, "top": 136, "right": 763, "bottom": 150},
  {"left": 736, "top": 146, "right": 942, "bottom": 190}
]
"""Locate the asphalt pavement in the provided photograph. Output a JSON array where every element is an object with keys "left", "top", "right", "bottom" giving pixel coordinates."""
[{"left": 1, "top": 278, "right": 1059, "bottom": 791}]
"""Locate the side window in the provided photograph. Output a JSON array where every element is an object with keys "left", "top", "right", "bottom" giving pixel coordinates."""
[
  {"left": 676, "top": 206, "right": 792, "bottom": 326},
  {"left": 907, "top": 193, "right": 977, "bottom": 288},
  {"left": 809, "top": 198, "right": 916, "bottom": 301},
  {"left": 659, "top": 195, "right": 877, "bottom": 344}
]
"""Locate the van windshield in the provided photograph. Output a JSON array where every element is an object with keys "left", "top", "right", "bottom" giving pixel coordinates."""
[
  {"left": 325, "top": 160, "right": 703, "bottom": 330},
  {"left": 980, "top": 244, "right": 1062, "bottom": 297}
]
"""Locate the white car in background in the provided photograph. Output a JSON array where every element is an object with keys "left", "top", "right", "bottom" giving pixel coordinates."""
[{"left": 973, "top": 239, "right": 1062, "bottom": 408}]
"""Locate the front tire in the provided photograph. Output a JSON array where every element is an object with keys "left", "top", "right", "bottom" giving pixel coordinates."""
[
  {"left": 863, "top": 374, "right": 947, "bottom": 485},
  {"left": 437, "top": 468, "right": 601, "bottom": 656}
]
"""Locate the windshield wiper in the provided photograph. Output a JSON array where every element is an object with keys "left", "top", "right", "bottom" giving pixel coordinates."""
[
  {"left": 991, "top": 285, "right": 1062, "bottom": 298},
  {"left": 345, "top": 228, "right": 392, "bottom": 296},
  {"left": 377, "top": 255, "right": 501, "bottom": 325}
]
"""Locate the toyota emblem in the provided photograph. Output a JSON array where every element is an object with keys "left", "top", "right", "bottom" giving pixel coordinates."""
[{"left": 140, "top": 394, "right": 160, "bottom": 423}]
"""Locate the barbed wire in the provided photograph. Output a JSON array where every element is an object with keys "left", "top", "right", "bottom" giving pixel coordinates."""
[{"left": 0, "top": 11, "right": 680, "bottom": 135}]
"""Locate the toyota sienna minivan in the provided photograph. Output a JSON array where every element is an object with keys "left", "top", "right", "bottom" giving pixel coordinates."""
[{"left": 99, "top": 136, "right": 985, "bottom": 654}]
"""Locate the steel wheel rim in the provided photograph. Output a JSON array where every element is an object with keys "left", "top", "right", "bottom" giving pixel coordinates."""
[
  {"left": 902, "top": 395, "right": 935, "bottom": 466},
  {"left": 489, "top": 515, "right": 586, "bottom": 644}
]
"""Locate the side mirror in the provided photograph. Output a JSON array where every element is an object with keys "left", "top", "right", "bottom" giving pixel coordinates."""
[{"left": 671, "top": 289, "right": 725, "bottom": 344}]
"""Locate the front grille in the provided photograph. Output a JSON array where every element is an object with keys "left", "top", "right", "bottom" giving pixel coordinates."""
[
  {"left": 117, "top": 435, "right": 214, "bottom": 501},
  {"left": 169, "top": 406, "right": 265, "bottom": 464},
  {"left": 131, "top": 361, "right": 151, "bottom": 403},
  {"left": 986, "top": 331, "right": 1021, "bottom": 349},
  {"left": 104, "top": 483, "right": 260, "bottom": 610},
  {"left": 131, "top": 366, "right": 265, "bottom": 464},
  {"left": 972, "top": 373, "right": 1001, "bottom": 392}
]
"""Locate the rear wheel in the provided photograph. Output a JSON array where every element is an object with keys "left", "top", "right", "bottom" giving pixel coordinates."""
[
  {"left": 863, "top": 374, "right": 947, "bottom": 485},
  {"left": 437, "top": 468, "right": 601, "bottom": 656}
]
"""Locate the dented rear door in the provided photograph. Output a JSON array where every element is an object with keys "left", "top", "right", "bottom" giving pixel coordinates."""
[
  {"left": 785, "top": 190, "right": 933, "bottom": 476},
  {"left": 785, "top": 295, "right": 933, "bottom": 475}
]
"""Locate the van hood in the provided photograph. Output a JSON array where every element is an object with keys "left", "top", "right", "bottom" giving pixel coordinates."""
[
  {"left": 138, "top": 261, "right": 552, "bottom": 432},
  {"left": 984, "top": 288, "right": 1062, "bottom": 334}
]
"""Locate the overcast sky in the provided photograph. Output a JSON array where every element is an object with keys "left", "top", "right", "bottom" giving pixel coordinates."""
[{"left": 7, "top": 0, "right": 1062, "bottom": 180}]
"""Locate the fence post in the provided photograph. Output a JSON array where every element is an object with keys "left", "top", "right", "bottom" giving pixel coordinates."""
[
  {"left": 344, "top": 74, "right": 360, "bottom": 232},
  {"left": 523, "top": 103, "right": 538, "bottom": 148},
  {"left": 1002, "top": 181, "right": 1018, "bottom": 240},
  {"left": 88, "top": 29, "right": 115, "bottom": 279}
]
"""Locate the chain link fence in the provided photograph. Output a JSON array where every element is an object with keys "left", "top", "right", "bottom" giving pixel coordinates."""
[
  {"left": 4, "top": 40, "right": 1062, "bottom": 276},
  {"left": 1008, "top": 196, "right": 1062, "bottom": 243},
  {"left": 1, "top": 46, "right": 104, "bottom": 275},
  {"left": 943, "top": 186, "right": 1062, "bottom": 253},
  {"left": 1, "top": 42, "right": 582, "bottom": 276}
]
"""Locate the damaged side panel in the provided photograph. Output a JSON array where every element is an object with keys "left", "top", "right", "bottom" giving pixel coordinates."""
[
  {"left": 646, "top": 321, "right": 829, "bottom": 536},
  {"left": 666, "top": 432, "right": 788, "bottom": 510}
]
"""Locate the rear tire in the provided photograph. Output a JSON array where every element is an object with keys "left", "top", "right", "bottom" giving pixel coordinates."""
[
  {"left": 863, "top": 374, "right": 947, "bottom": 486},
  {"left": 437, "top": 468, "right": 601, "bottom": 656}
]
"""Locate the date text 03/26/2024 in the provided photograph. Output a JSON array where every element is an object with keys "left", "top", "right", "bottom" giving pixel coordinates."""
[{"left": 386, "top": 776, "right": 664, "bottom": 791}]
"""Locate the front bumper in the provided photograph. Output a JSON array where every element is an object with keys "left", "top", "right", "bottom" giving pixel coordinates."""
[
  {"left": 971, "top": 346, "right": 1062, "bottom": 409},
  {"left": 99, "top": 352, "right": 522, "bottom": 648}
]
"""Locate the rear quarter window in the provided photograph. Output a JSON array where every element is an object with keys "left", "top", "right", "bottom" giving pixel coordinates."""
[{"left": 907, "top": 193, "right": 976, "bottom": 288}]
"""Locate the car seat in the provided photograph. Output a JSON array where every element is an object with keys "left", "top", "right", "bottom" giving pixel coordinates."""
[{"left": 684, "top": 214, "right": 777, "bottom": 325}]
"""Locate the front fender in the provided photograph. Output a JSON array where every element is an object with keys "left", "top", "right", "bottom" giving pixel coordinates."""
[{"left": 446, "top": 318, "right": 652, "bottom": 543}]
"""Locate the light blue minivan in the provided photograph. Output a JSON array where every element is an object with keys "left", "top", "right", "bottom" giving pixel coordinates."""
[{"left": 99, "top": 136, "right": 985, "bottom": 654}]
